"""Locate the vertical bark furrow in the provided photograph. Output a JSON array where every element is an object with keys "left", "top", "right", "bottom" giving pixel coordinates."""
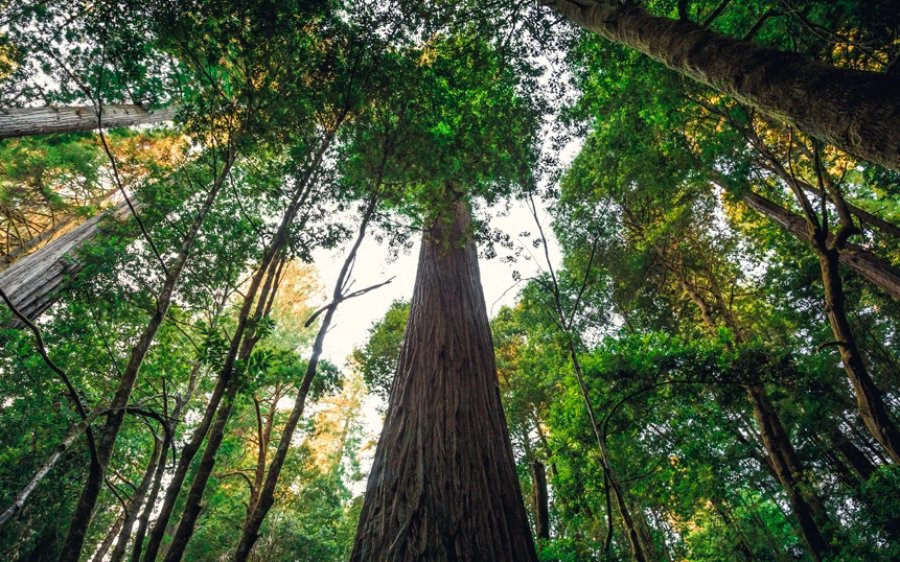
[{"left": 351, "top": 199, "right": 538, "bottom": 562}]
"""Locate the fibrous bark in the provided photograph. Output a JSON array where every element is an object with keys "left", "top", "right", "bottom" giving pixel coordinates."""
[
  {"left": 551, "top": 0, "right": 900, "bottom": 170},
  {"left": 350, "top": 198, "right": 538, "bottom": 562},
  {"left": 0, "top": 105, "right": 176, "bottom": 139},
  {"left": 0, "top": 197, "right": 134, "bottom": 325}
]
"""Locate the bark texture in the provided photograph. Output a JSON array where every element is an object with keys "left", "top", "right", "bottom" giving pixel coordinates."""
[
  {"left": 350, "top": 199, "right": 538, "bottom": 562},
  {"left": 0, "top": 197, "right": 134, "bottom": 325},
  {"left": 552, "top": 1, "right": 900, "bottom": 170},
  {"left": 0, "top": 104, "right": 176, "bottom": 139}
]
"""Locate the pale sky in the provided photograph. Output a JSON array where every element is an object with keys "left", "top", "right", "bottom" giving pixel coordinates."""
[{"left": 311, "top": 197, "right": 563, "bottom": 368}]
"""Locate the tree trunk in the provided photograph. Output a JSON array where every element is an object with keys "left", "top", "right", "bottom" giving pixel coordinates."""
[
  {"left": 745, "top": 385, "right": 833, "bottom": 560},
  {"left": 0, "top": 197, "right": 135, "bottom": 325},
  {"left": 108, "top": 437, "right": 163, "bottom": 562},
  {"left": 90, "top": 510, "right": 125, "bottom": 562},
  {"left": 150, "top": 264, "right": 280, "bottom": 562},
  {"left": 551, "top": 1, "right": 900, "bottom": 170},
  {"left": 350, "top": 198, "right": 538, "bottom": 562},
  {"left": 0, "top": 409, "right": 104, "bottom": 528},
  {"left": 141, "top": 151, "right": 321, "bottom": 562},
  {"left": 58, "top": 152, "right": 236, "bottom": 562},
  {"left": 160, "top": 376, "right": 241, "bottom": 562},
  {"left": 531, "top": 460, "right": 551, "bottom": 541},
  {"left": 735, "top": 188, "right": 900, "bottom": 300},
  {"left": 827, "top": 426, "right": 877, "bottom": 482},
  {"left": 0, "top": 105, "right": 176, "bottom": 139},
  {"left": 233, "top": 198, "right": 377, "bottom": 562},
  {"left": 817, "top": 249, "right": 900, "bottom": 463}
]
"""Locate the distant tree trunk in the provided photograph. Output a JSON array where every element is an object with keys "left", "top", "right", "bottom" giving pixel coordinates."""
[
  {"left": 90, "top": 510, "right": 125, "bottom": 562},
  {"left": 0, "top": 105, "right": 176, "bottom": 139},
  {"left": 550, "top": 0, "right": 900, "bottom": 170},
  {"left": 58, "top": 150, "right": 236, "bottom": 562},
  {"left": 817, "top": 248, "right": 900, "bottom": 463},
  {"left": 129, "top": 359, "right": 205, "bottom": 562},
  {"left": 155, "top": 253, "right": 285, "bottom": 562},
  {"left": 745, "top": 385, "right": 832, "bottom": 560},
  {"left": 531, "top": 460, "right": 551, "bottom": 541},
  {"left": 141, "top": 132, "right": 328, "bottom": 562},
  {"left": 674, "top": 273, "right": 835, "bottom": 560},
  {"left": 233, "top": 196, "right": 377, "bottom": 562},
  {"left": 108, "top": 436, "right": 163, "bottom": 562},
  {"left": 350, "top": 197, "right": 538, "bottom": 561},
  {"left": 0, "top": 198, "right": 134, "bottom": 326},
  {"left": 826, "top": 426, "right": 876, "bottom": 481}
]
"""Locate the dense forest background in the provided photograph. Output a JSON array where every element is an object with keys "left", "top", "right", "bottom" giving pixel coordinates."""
[{"left": 0, "top": 0, "right": 898, "bottom": 561}]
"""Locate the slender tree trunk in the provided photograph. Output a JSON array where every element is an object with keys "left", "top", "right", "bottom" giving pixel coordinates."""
[
  {"left": 147, "top": 147, "right": 328, "bottom": 560},
  {"left": 551, "top": 0, "right": 900, "bottom": 170},
  {"left": 149, "top": 257, "right": 281, "bottom": 562},
  {"left": 737, "top": 188, "right": 900, "bottom": 300},
  {"left": 90, "top": 510, "right": 125, "bottom": 562},
  {"left": 745, "top": 385, "right": 832, "bottom": 560},
  {"left": 0, "top": 104, "right": 176, "bottom": 139},
  {"left": 710, "top": 498, "right": 754, "bottom": 561},
  {"left": 350, "top": 198, "right": 538, "bottom": 562},
  {"left": 817, "top": 248, "right": 900, "bottom": 463},
  {"left": 233, "top": 198, "right": 378, "bottom": 561},
  {"left": 675, "top": 274, "right": 834, "bottom": 559},
  {"left": 160, "top": 375, "right": 241, "bottom": 562},
  {"left": 58, "top": 151, "right": 236, "bottom": 562},
  {"left": 531, "top": 460, "right": 551, "bottom": 542},
  {"left": 140, "top": 204, "right": 305, "bottom": 562},
  {"left": 826, "top": 426, "right": 876, "bottom": 481},
  {"left": 108, "top": 437, "right": 163, "bottom": 562},
  {"left": 0, "top": 409, "right": 105, "bottom": 528}
]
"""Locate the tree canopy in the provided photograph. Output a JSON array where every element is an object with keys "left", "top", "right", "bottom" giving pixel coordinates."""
[{"left": 0, "top": 1, "right": 898, "bottom": 561}]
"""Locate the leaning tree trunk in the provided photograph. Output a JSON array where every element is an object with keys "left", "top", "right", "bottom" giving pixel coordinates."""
[
  {"left": 723, "top": 185, "right": 900, "bottom": 300},
  {"left": 58, "top": 151, "right": 236, "bottom": 562},
  {"left": 350, "top": 197, "right": 538, "bottom": 562},
  {"left": 551, "top": 0, "right": 900, "bottom": 170},
  {"left": 745, "top": 385, "right": 833, "bottom": 560},
  {"left": 233, "top": 197, "right": 377, "bottom": 561},
  {"left": 818, "top": 248, "right": 900, "bottom": 463},
  {"left": 0, "top": 197, "right": 135, "bottom": 325},
  {"left": 0, "top": 104, "right": 176, "bottom": 139}
]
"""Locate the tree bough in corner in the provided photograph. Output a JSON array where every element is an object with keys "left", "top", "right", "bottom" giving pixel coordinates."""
[{"left": 550, "top": 0, "right": 900, "bottom": 170}]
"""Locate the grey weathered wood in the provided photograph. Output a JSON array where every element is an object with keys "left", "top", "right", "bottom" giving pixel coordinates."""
[
  {"left": 0, "top": 196, "right": 134, "bottom": 324},
  {"left": 0, "top": 104, "right": 176, "bottom": 139}
]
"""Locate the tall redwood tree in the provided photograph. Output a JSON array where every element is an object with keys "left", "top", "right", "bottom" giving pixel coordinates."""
[{"left": 350, "top": 197, "right": 538, "bottom": 561}]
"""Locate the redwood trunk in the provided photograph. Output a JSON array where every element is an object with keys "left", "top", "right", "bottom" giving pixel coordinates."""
[
  {"left": 818, "top": 249, "right": 900, "bottom": 463},
  {"left": 551, "top": 1, "right": 900, "bottom": 170},
  {"left": 746, "top": 385, "right": 832, "bottom": 560},
  {"left": 0, "top": 105, "right": 176, "bottom": 139},
  {"left": 531, "top": 460, "right": 550, "bottom": 541},
  {"left": 350, "top": 199, "right": 538, "bottom": 561},
  {"left": 0, "top": 198, "right": 135, "bottom": 325}
]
